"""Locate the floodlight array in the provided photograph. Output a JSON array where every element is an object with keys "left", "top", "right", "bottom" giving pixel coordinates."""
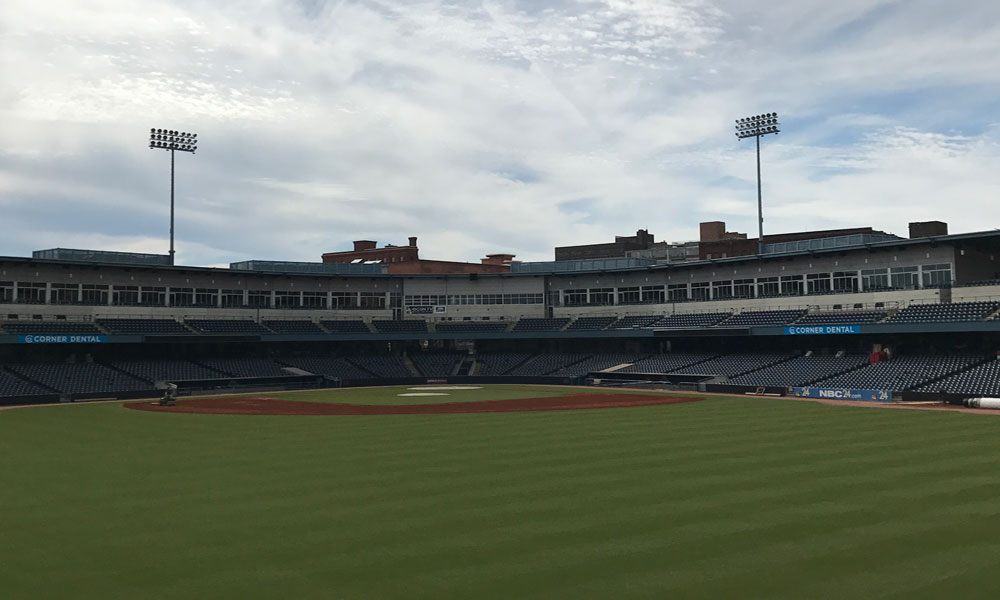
[
  {"left": 149, "top": 128, "right": 198, "bottom": 153},
  {"left": 735, "top": 113, "right": 780, "bottom": 139}
]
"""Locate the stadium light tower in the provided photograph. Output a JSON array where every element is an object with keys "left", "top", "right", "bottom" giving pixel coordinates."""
[
  {"left": 735, "top": 113, "right": 780, "bottom": 255},
  {"left": 149, "top": 128, "right": 198, "bottom": 265}
]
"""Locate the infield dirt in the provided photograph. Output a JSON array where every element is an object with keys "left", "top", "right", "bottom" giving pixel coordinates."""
[{"left": 125, "top": 393, "right": 701, "bottom": 415}]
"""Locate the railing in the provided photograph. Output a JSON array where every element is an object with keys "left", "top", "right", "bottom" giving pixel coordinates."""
[{"left": 761, "top": 233, "right": 900, "bottom": 255}]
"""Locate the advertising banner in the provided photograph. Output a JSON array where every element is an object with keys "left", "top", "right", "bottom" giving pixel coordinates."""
[
  {"left": 405, "top": 306, "right": 445, "bottom": 315},
  {"left": 792, "top": 387, "right": 892, "bottom": 402},
  {"left": 19, "top": 334, "right": 107, "bottom": 344},
  {"left": 784, "top": 325, "right": 861, "bottom": 335}
]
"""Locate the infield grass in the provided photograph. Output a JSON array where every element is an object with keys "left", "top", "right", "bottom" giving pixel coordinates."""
[
  {"left": 287, "top": 383, "right": 606, "bottom": 405},
  {"left": 3, "top": 386, "right": 1000, "bottom": 599}
]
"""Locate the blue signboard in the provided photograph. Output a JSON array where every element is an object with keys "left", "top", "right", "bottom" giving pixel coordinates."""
[
  {"left": 18, "top": 334, "right": 107, "bottom": 344},
  {"left": 792, "top": 387, "right": 891, "bottom": 402},
  {"left": 784, "top": 325, "right": 860, "bottom": 335}
]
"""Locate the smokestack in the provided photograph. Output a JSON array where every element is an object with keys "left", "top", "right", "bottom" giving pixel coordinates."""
[{"left": 408, "top": 236, "right": 417, "bottom": 247}]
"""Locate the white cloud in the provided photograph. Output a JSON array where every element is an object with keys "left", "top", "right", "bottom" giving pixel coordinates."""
[{"left": 2, "top": 0, "right": 1000, "bottom": 266}]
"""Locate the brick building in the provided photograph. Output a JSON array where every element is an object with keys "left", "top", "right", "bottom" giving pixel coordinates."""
[
  {"left": 554, "top": 229, "right": 656, "bottom": 261},
  {"left": 698, "top": 222, "right": 892, "bottom": 259},
  {"left": 321, "top": 237, "right": 516, "bottom": 274},
  {"left": 555, "top": 221, "right": 905, "bottom": 263}
]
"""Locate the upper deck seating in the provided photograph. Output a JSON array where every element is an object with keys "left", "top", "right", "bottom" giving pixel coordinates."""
[
  {"left": 794, "top": 312, "right": 886, "bottom": 325},
  {"left": 371, "top": 320, "right": 428, "bottom": 334},
  {"left": 1, "top": 321, "right": 103, "bottom": 335},
  {"left": 607, "top": 316, "right": 661, "bottom": 329},
  {"left": 566, "top": 317, "right": 615, "bottom": 331},
  {"left": 97, "top": 319, "right": 193, "bottom": 335},
  {"left": 654, "top": 312, "right": 729, "bottom": 328},
  {"left": 716, "top": 310, "right": 807, "bottom": 327},
  {"left": 884, "top": 302, "right": 999, "bottom": 323},
  {"left": 262, "top": 320, "right": 325, "bottom": 334},
  {"left": 185, "top": 320, "right": 274, "bottom": 335},
  {"left": 511, "top": 318, "right": 570, "bottom": 332},
  {"left": 435, "top": 322, "right": 510, "bottom": 333},
  {"left": 320, "top": 320, "right": 372, "bottom": 333}
]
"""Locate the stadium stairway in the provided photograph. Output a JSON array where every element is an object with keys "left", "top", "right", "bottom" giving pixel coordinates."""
[
  {"left": 904, "top": 355, "right": 994, "bottom": 391},
  {"left": 733, "top": 354, "right": 800, "bottom": 379},
  {"left": 401, "top": 355, "right": 421, "bottom": 377},
  {"left": 460, "top": 357, "right": 476, "bottom": 376},
  {"left": 525, "top": 353, "right": 594, "bottom": 376},
  {"left": 503, "top": 353, "right": 534, "bottom": 375},
  {"left": 478, "top": 352, "right": 536, "bottom": 376},
  {"left": 597, "top": 359, "right": 648, "bottom": 373},
  {"left": 556, "top": 354, "right": 594, "bottom": 375},
  {"left": 798, "top": 356, "right": 871, "bottom": 386},
  {"left": 0, "top": 366, "right": 58, "bottom": 394},
  {"left": 101, "top": 361, "right": 167, "bottom": 385},
  {"left": 677, "top": 352, "right": 801, "bottom": 381},
  {"left": 343, "top": 358, "right": 382, "bottom": 378},
  {"left": 280, "top": 366, "right": 315, "bottom": 376}
]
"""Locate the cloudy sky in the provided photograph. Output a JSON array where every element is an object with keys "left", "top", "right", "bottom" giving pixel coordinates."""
[{"left": 2, "top": 1, "right": 999, "bottom": 266}]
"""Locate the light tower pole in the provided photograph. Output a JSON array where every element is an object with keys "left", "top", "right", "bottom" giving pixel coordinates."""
[
  {"left": 149, "top": 128, "right": 198, "bottom": 265},
  {"left": 735, "top": 113, "right": 780, "bottom": 255}
]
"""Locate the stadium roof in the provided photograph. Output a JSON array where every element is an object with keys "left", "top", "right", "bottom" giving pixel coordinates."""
[
  {"left": 7, "top": 229, "right": 1000, "bottom": 278},
  {"left": 32, "top": 248, "right": 171, "bottom": 266}
]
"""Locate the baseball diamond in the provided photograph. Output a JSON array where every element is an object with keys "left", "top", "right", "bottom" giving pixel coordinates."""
[{"left": 4, "top": 385, "right": 1000, "bottom": 599}]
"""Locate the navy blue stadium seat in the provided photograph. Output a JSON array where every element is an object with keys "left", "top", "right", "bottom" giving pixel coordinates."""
[
  {"left": 371, "top": 320, "right": 428, "bottom": 334},
  {"left": 320, "top": 320, "right": 372, "bottom": 333},
  {"left": 511, "top": 318, "right": 570, "bottom": 332},
  {"left": 262, "top": 320, "right": 325, "bottom": 334},
  {"left": 97, "top": 318, "right": 193, "bottom": 335},
  {"left": 566, "top": 317, "right": 615, "bottom": 331},
  {"left": 884, "top": 302, "right": 999, "bottom": 324},
  {"left": 185, "top": 320, "right": 274, "bottom": 335}
]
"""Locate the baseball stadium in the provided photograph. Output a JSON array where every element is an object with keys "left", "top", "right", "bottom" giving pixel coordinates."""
[
  {"left": 7, "top": 2, "right": 1000, "bottom": 597},
  {"left": 4, "top": 217, "right": 1000, "bottom": 598}
]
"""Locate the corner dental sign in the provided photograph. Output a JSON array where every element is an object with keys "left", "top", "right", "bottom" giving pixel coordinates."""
[
  {"left": 19, "top": 335, "right": 107, "bottom": 344},
  {"left": 784, "top": 325, "right": 860, "bottom": 335}
]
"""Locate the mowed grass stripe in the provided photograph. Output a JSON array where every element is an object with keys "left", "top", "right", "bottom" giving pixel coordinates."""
[{"left": 4, "top": 388, "right": 1000, "bottom": 599}]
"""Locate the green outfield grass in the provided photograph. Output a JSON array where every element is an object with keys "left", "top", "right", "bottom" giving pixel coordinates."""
[{"left": 3, "top": 386, "right": 1000, "bottom": 599}]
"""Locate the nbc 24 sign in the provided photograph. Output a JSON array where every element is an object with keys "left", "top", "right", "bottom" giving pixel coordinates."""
[{"left": 792, "top": 387, "right": 891, "bottom": 402}]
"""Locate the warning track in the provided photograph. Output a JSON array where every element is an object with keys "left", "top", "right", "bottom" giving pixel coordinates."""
[{"left": 124, "top": 393, "right": 702, "bottom": 415}]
